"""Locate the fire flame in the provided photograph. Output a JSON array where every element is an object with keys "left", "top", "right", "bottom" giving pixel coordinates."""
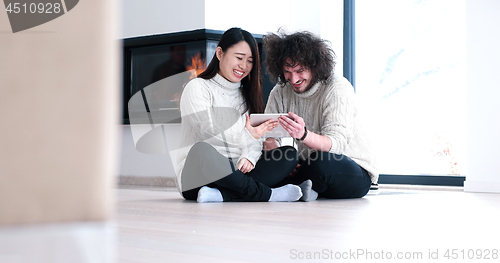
[{"left": 186, "top": 53, "right": 205, "bottom": 79}]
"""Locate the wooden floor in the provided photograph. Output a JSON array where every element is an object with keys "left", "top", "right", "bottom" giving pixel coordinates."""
[{"left": 116, "top": 186, "right": 500, "bottom": 263}]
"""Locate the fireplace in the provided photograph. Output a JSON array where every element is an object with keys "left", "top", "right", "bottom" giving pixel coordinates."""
[{"left": 122, "top": 29, "right": 274, "bottom": 125}]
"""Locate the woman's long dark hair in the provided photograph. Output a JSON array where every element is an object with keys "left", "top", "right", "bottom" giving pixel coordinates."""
[{"left": 198, "top": 27, "right": 264, "bottom": 114}]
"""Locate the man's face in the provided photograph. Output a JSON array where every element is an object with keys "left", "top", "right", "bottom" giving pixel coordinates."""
[{"left": 283, "top": 59, "right": 313, "bottom": 93}]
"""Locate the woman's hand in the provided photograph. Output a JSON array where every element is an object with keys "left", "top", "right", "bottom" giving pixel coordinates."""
[
  {"left": 245, "top": 114, "right": 278, "bottom": 139},
  {"left": 237, "top": 158, "right": 254, "bottom": 174},
  {"left": 279, "top": 112, "right": 306, "bottom": 139}
]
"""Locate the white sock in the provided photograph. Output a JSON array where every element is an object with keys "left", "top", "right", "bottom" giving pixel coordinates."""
[
  {"left": 269, "top": 184, "right": 302, "bottom": 202},
  {"left": 197, "top": 186, "right": 223, "bottom": 203},
  {"left": 298, "top": 180, "right": 318, "bottom": 202}
]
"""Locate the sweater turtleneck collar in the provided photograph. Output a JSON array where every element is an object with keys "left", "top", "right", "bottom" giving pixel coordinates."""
[
  {"left": 288, "top": 81, "right": 321, "bottom": 98},
  {"left": 212, "top": 73, "right": 241, "bottom": 90}
]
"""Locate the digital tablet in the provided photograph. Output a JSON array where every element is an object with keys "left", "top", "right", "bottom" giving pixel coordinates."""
[{"left": 249, "top": 113, "right": 292, "bottom": 138}]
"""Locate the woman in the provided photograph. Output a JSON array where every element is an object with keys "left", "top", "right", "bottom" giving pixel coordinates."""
[{"left": 176, "top": 28, "right": 309, "bottom": 202}]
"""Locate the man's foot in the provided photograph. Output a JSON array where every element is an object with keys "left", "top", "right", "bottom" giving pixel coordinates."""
[{"left": 298, "top": 180, "right": 318, "bottom": 202}]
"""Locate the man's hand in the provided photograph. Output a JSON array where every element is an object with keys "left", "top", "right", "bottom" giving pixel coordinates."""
[
  {"left": 237, "top": 158, "right": 254, "bottom": 174},
  {"left": 280, "top": 112, "right": 332, "bottom": 151},
  {"left": 245, "top": 114, "right": 278, "bottom": 139},
  {"left": 279, "top": 112, "right": 305, "bottom": 139}
]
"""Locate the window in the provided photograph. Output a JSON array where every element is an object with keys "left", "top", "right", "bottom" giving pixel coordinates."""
[{"left": 354, "top": 0, "right": 466, "bottom": 180}]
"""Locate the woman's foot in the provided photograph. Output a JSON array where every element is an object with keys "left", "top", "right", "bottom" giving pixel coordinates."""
[{"left": 197, "top": 186, "right": 223, "bottom": 203}]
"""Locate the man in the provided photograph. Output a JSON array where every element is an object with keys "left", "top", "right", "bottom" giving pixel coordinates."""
[{"left": 263, "top": 31, "right": 378, "bottom": 200}]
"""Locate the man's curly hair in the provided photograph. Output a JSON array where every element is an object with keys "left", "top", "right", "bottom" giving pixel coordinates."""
[{"left": 263, "top": 30, "right": 336, "bottom": 86}]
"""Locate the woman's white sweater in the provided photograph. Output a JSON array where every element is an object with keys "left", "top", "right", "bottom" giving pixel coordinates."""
[{"left": 176, "top": 74, "right": 262, "bottom": 191}]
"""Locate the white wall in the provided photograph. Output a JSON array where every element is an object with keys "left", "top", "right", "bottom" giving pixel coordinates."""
[
  {"left": 205, "top": 0, "right": 344, "bottom": 75},
  {"left": 120, "top": 0, "right": 345, "bottom": 178},
  {"left": 120, "top": 125, "right": 172, "bottom": 177},
  {"left": 464, "top": 0, "right": 500, "bottom": 193},
  {"left": 122, "top": 0, "right": 205, "bottom": 38},
  {"left": 320, "top": 0, "right": 344, "bottom": 77},
  {"left": 204, "top": 0, "right": 326, "bottom": 34}
]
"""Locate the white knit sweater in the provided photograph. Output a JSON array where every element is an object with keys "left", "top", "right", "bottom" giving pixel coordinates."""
[
  {"left": 176, "top": 74, "right": 263, "bottom": 191},
  {"left": 265, "top": 75, "right": 379, "bottom": 183}
]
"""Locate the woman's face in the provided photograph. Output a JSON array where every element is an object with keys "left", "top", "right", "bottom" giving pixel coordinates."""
[{"left": 216, "top": 41, "right": 253, "bottom": 83}]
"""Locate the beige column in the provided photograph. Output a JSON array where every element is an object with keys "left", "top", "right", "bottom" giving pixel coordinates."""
[{"left": 0, "top": 0, "right": 120, "bottom": 261}]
